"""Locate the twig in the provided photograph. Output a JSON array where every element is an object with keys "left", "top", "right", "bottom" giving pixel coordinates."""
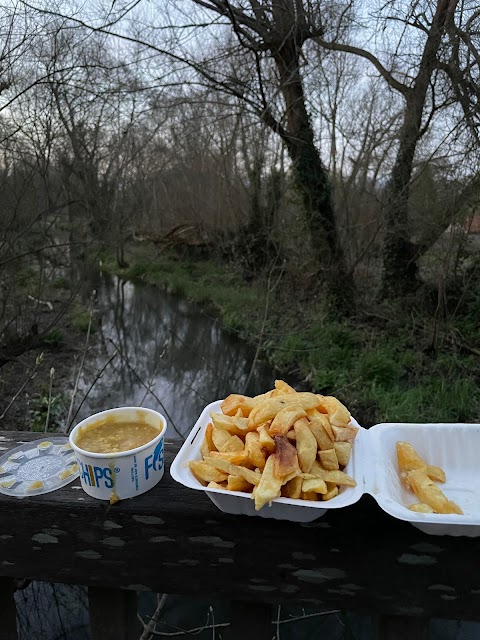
[
  {"left": 139, "top": 346, "right": 166, "bottom": 407},
  {"left": 141, "top": 609, "right": 219, "bottom": 637},
  {"left": 210, "top": 605, "right": 215, "bottom": 640},
  {"left": 149, "top": 620, "right": 229, "bottom": 637},
  {"left": 275, "top": 604, "right": 281, "bottom": 640},
  {"left": 0, "top": 240, "right": 90, "bottom": 268},
  {"left": 138, "top": 339, "right": 168, "bottom": 406},
  {"left": 0, "top": 353, "right": 44, "bottom": 421},
  {"left": 139, "top": 593, "right": 168, "bottom": 640},
  {"left": 64, "top": 302, "right": 94, "bottom": 432},
  {"left": 66, "top": 351, "right": 118, "bottom": 432},
  {"left": 27, "top": 294, "right": 53, "bottom": 312},
  {"left": 275, "top": 609, "right": 341, "bottom": 624},
  {"left": 144, "top": 608, "right": 340, "bottom": 638},
  {"left": 168, "top": 329, "right": 222, "bottom": 381},
  {"left": 243, "top": 268, "right": 283, "bottom": 393},
  {"left": 332, "top": 377, "right": 362, "bottom": 395},
  {"left": 44, "top": 367, "right": 55, "bottom": 433},
  {"left": 107, "top": 338, "right": 185, "bottom": 440}
]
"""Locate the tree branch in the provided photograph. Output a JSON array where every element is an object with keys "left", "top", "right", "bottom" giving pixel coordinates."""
[{"left": 315, "top": 38, "right": 411, "bottom": 98}]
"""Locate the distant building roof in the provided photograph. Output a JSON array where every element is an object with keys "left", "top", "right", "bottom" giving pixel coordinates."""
[{"left": 450, "top": 213, "right": 480, "bottom": 235}]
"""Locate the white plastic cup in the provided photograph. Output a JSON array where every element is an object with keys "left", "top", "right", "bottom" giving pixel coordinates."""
[{"left": 69, "top": 407, "right": 166, "bottom": 501}]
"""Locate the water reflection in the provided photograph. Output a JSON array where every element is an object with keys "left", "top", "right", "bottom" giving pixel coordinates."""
[{"left": 74, "top": 272, "right": 273, "bottom": 437}]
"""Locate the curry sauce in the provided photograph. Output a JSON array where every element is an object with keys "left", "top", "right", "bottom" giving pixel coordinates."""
[{"left": 75, "top": 419, "right": 160, "bottom": 454}]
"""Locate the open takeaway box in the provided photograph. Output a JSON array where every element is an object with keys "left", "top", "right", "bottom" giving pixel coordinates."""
[{"left": 171, "top": 401, "right": 480, "bottom": 537}]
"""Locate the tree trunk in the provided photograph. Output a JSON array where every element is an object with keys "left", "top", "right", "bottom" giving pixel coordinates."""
[
  {"left": 242, "top": 153, "right": 273, "bottom": 273},
  {"left": 382, "top": 94, "right": 423, "bottom": 296},
  {"left": 273, "top": 43, "right": 354, "bottom": 311},
  {"left": 381, "top": 0, "right": 459, "bottom": 297}
]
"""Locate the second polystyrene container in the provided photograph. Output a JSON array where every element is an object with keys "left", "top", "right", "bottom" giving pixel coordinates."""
[
  {"left": 368, "top": 422, "right": 480, "bottom": 536},
  {"left": 170, "top": 401, "right": 480, "bottom": 536}
]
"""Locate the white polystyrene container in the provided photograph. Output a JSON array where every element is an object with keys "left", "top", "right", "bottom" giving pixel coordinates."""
[
  {"left": 170, "top": 401, "right": 480, "bottom": 535},
  {"left": 171, "top": 401, "right": 365, "bottom": 523},
  {"left": 70, "top": 407, "right": 166, "bottom": 501},
  {"left": 367, "top": 423, "right": 480, "bottom": 537}
]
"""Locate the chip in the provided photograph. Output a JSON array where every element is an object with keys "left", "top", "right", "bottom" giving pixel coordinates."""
[
  {"left": 222, "top": 435, "right": 245, "bottom": 452},
  {"left": 257, "top": 425, "right": 276, "bottom": 453},
  {"left": 302, "top": 491, "right": 318, "bottom": 501},
  {"left": 317, "top": 396, "right": 351, "bottom": 427},
  {"left": 323, "top": 482, "right": 339, "bottom": 501},
  {"left": 396, "top": 440, "right": 458, "bottom": 515},
  {"left": 245, "top": 431, "right": 267, "bottom": 470},
  {"left": 189, "top": 461, "right": 228, "bottom": 485},
  {"left": 426, "top": 465, "right": 446, "bottom": 484},
  {"left": 274, "top": 436, "right": 300, "bottom": 480},
  {"left": 204, "top": 423, "right": 216, "bottom": 452},
  {"left": 294, "top": 419, "right": 318, "bottom": 473},
  {"left": 302, "top": 477, "right": 327, "bottom": 494},
  {"left": 332, "top": 424, "right": 359, "bottom": 442},
  {"left": 408, "top": 503, "right": 435, "bottom": 513},
  {"left": 227, "top": 475, "right": 252, "bottom": 492},
  {"left": 308, "top": 419, "right": 333, "bottom": 451},
  {"left": 407, "top": 468, "right": 462, "bottom": 515},
  {"left": 269, "top": 404, "right": 306, "bottom": 436},
  {"left": 396, "top": 441, "right": 427, "bottom": 473},
  {"left": 318, "top": 448, "right": 339, "bottom": 471},
  {"left": 207, "top": 481, "right": 226, "bottom": 489},
  {"left": 203, "top": 457, "right": 261, "bottom": 486},
  {"left": 254, "top": 454, "right": 283, "bottom": 510},
  {"left": 209, "top": 451, "right": 250, "bottom": 466},
  {"left": 210, "top": 412, "right": 251, "bottom": 436},
  {"left": 221, "top": 394, "right": 255, "bottom": 417},
  {"left": 282, "top": 476, "right": 303, "bottom": 499},
  {"left": 333, "top": 442, "right": 352, "bottom": 467},
  {"left": 210, "top": 426, "right": 229, "bottom": 450},
  {"left": 274, "top": 380, "right": 296, "bottom": 394}
]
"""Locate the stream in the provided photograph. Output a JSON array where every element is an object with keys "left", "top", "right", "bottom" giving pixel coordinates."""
[{"left": 73, "top": 270, "right": 274, "bottom": 437}]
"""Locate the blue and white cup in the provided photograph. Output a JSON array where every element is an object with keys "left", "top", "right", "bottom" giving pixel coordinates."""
[{"left": 70, "top": 407, "right": 166, "bottom": 501}]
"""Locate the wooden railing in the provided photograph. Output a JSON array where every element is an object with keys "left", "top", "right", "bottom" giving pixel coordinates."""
[{"left": 0, "top": 430, "right": 478, "bottom": 640}]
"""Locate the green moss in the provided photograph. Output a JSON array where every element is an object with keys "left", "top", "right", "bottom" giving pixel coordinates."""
[
  {"left": 29, "top": 392, "right": 69, "bottom": 432},
  {"left": 44, "top": 328, "right": 63, "bottom": 346},
  {"left": 356, "top": 349, "right": 402, "bottom": 389},
  {"left": 51, "top": 276, "right": 71, "bottom": 290},
  {"left": 71, "top": 309, "right": 92, "bottom": 333},
  {"left": 374, "top": 378, "right": 477, "bottom": 423}
]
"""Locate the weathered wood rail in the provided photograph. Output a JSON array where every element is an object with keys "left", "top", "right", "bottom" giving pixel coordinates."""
[{"left": 0, "top": 431, "right": 479, "bottom": 640}]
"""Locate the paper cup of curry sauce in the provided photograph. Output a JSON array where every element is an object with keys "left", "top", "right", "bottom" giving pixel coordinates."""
[{"left": 69, "top": 407, "right": 166, "bottom": 502}]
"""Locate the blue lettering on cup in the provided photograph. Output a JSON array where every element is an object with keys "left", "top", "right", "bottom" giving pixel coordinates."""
[
  {"left": 80, "top": 462, "right": 113, "bottom": 488},
  {"left": 145, "top": 440, "right": 164, "bottom": 480},
  {"left": 95, "top": 466, "right": 113, "bottom": 489},
  {"left": 80, "top": 461, "right": 91, "bottom": 486}
]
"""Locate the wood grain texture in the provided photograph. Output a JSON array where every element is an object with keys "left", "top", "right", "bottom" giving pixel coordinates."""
[
  {"left": 230, "top": 601, "right": 272, "bottom": 640},
  {"left": 0, "top": 577, "right": 18, "bottom": 640},
  {"left": 377, "top": 615, "right": 429, "bottom": 639},
  {"left": 88, "top": 587, "right": 140, "bottom": 640},
  {"left": 0, "top": 431, "right": 478, "bottom": 621}
]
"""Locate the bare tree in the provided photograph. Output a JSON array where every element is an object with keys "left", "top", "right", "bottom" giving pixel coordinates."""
[
  {"left": 306, "top": 52, "right": 403, "bottom": 284},
  {"left": 24, "top": 0, "right": 355, "bottom": 310},
  {"left": 183, "top": 0, "right": 354, "bottom": 307},
  {"left": 438, "top": 3, "right": 480, "bottom": 144},
  {"left": 317, "top": 0, "right": 461, "bottom": 296}
]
